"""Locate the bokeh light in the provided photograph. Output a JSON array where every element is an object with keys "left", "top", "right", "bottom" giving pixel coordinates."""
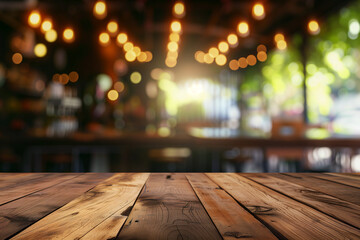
[
  {"left": 107, "top": 89, "right": 119, "bottom": 101},
  {"left": 229, "top": 59, "right": 239, "bottom": 70},
  {"left": 171, "top": 21, "right": 182, "bottom": 33},
  {"left": 195, "top": 51, "right": 205, "bottom": 63},
  {"left": 99, "top": 32, "right": 110, "bottom": 46},
  {"left": 169, "top": 33, "right": 180, "bottom": 42},
  {"left": 125, "top": 51, "right": 136, "bottom": 62},
  {"left": 12, "top": 53, "right": 23, "bottom": 64},
  {"left": 167, "top": 41, "right": 179, "bottom": 52},
  {"left": 114, "top": 81, "right": 125, "bottom": 92},
  {"left": 274, "top": 33, "right": 285, "bottom": 42},
  {"left": 69, "top": 71, "right": 79, "bottom": 82},
  {"left": 227, "top": 33, "right": 238, "bottom": 47},
  {"left": 257, "top": 44, "right": 267, "bottom": 52},
  {"left": 218, "top": 41, "right": 229, "bottom": 53},
  {"left": 93, "top": 0, "right": 107, "bottom": 19},
  {"left": 123, "top": 42, "right": 134, "bottom": 52},
  {"left": 63, "top": 28, "right": 75, "bottom": 43},
  {"left": 277, "top": 39, "right": 287, "bottom": 50},
  {"left": 308, "top": 20, "right": 320, "bottom": 35},
  {"left": 130, "top": 72, "right": 142, "bottom": 84},
  {"left": 45, "top": 29, "right": 57, "bottom": 42},
  {"left": 107, "top": 21, "right": 118, "bottom": 34},
  {"left": 34, "top": 43, "right": 47, "bottom": 57},
  {"left": 238, "top": 57, "right": 248, "bottom": 68},
  {"left": 237, "top": 21, "right": 249, "bottom": 37},
  {"left": 252, "top": 3, "right": 265, "bottom": 20},
  {"left": 116, "top": 33, "right": 128, "bottom": 45},
  {"left": 257, "top": 51, "right": 267, "bottom": 62},
  {"left": 41, "top": 19, "right": 52, "bottom": 33},
  {"left": 247, "top": 55, "right": 257, "bottom": 66},
  {"left": 173, "top": 2, "right": 185, "bottom": 18},
  {"left": 28, "top": 10, "right": 41, "bottom": 28},
  {"left": 215, "top": 54, "right": 227, "bottom": 66}
]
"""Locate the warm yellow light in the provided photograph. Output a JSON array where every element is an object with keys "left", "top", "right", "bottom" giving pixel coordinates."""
[
  {"left": 171, "top": 21, "right": 181, "bottom": 33},
  {"left": 195, "top": 51, "right": 205, "bottom": 63},
  {"left": 12, "top": 53, "right": 23, "bottom": 64},
  {"left": 215, "top": 54, "right": 227, "bottom": 66},
  {"left": 63, "top": 28, "right": 75, "bottom": 43},
  {"left": 69, "top": 71, "right": 79, "bottom": 82},
  {"left": 158, "top": 127, "right": 170, "bottom": 137},
  {"left": 209, "top": 47, "right": 219, "bottom": 58},
  {"left": 173, "top": 2, "right": 185, "bottom": 18},
  {"left": 133, "top": 46, "right": 141, "bottom": 56},
  {"left": 227, "top": 33, "right": 238, "bottom": 47},
  {"left": 169, "top": 32, "right": 180, "bottom": 42},
  {"left": 99, "top": 32, "right": 110, "bottom": 45},
  {"left": 168, "top": 51, "right": 178, "bottom": 59},
  {"left": 145, "top": 51, "right": 153, "bottom": 62},
  {"left": 204, "top": 53, "right": 214, "bottom": 64},
  {"left": 107, "top": 89, "right": 119, "bottom": 101},
  {"left": 116, "top": 33, "right": 128, "bottom": 45},
  {"left": 247, "top": 55, "right": 257, "bottom": 66},
  {"left": 45, "top": 29, "right": 57, "bottom": 42},
  {"left": 165, "top": 57, "right": 177, "bottom": 68},
  {"left": 93, "top": 0, "right": 107, "bottom": 19},
  {"left": 137, "top": 52, "right": 147, "bottom": 62},
  {"left": 114, "top": 81, "right": 125, "bottom": 92},
  {"left": 257, "top": 51, "right": 267, "bottom": 62},
  {"left": 238, "top": 21, "right": 249, "bottom": 37},
  {"left": 167, "top": 41, "right": 179, "bottom": 52},
  {"left": 238, "top": 57, "right": 248, "bottom": 68},
  {"left": 277, "top": 39, "right": 287, "bottom": 50},
  {"left": 252, "top": 3, "right": 265, "bottom": 20},
  {"left": 257, "top": 44, "right": 267, "bottom": 52},
  {"left": 34, "top": 43, "right": 47, "bottom": 57},
  {"left": 218, "top": 41, "right": 229, "bottom": 53},
  {"left": 308, "top": 20, "right": 320, "bottom": 35},
  {"left": 125, "top": 50, "right": 136, "bottom": 62},
  {"left": 52, "top": 74, "right": 60, "bottom": 82},
  {"left": 41, "top": 19, "right": 52, "bottom": 33},
  {"left": 130, "top": 72, "right": 142, "bottom": 84},
  {"left": 123, "top": 42, "right": 134, "bottom": 52},
  {"left": 274, "top": 33, "right": 284, "bottom": 42},
  {"left": 28, "top": 10, "right": 41, "bottom": 28},
  {"left": 229, "top": 59, "right": 239, "bottom": 70},
  {"left": 107, "top": 21, "right": 118, "bottom": 34}
]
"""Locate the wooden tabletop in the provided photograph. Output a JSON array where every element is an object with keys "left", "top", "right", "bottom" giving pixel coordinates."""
[{"left": 1, "top": 173, "right": 359, "bottom": 239}]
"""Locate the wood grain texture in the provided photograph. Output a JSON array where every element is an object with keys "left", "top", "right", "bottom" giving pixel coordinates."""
[
  {"left": 0, "top": 173, "right": 80, "bottom": 206},
  {"left": 208, "top": 173, "right": 360, "bottom": 240},
  {"left": 244, "top": 173, "right": 360, "bottom": 229},
  {"left": 0, "top": 173, "right": 113, "bottom": 240},
  {"left": 278, "top": 173, "right": 360, "bottom": 205},
  {"left": 186, "top": 173, "right": 278, "bottom": 240},
  {"left": 118, "top": 173, "right": 222, "bottom": 240},
  {"left": 11, "top": 173, "right": 149, "bottom": 240},
  {"left": 323, "top": 173, "right": 360, "bottom": 188}
]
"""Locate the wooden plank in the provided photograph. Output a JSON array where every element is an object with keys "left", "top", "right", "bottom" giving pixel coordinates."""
[
  {"left": 278, "top": 173, "right": 360, "bottom": 205},
  {"left": 0, "top": 173, "right": 113, "bottom": 240},
  {"left": 208, "top": 173, "right": 360, "bottom": 240},
  {"left": 312, "top": 173, "right": 360, "bottom": 188},
  {"left": 11, "top": 173, "right": 149, "bottom": 240},
  {"left": 186, "top": 173, "right": 278, "bottom": 240},
  {"left": 244, "top": 173, "right": 360, "bottom": 229},
  {"left": 0, "top": 173, "right": 51, "bottom": 188},
  {"left": 118, "top": 173, "right": 222, "bottom": 240},
  {"left": 0, "top": 173, "right": 81, "bottom": 205}
]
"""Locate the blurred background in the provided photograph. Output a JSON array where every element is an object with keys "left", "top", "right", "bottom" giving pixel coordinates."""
[{"left": 0, "top": 0, "right": 359, "bottom": 173}]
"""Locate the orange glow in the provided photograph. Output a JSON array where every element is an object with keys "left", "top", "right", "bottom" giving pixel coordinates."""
[
  {"left": 145, "top": 51, "right": 153, "bottom": 62},
  {"left": 69, "top": 71, "right": 79, "bottom": 82},
  {"left": 195, "top": 51, "right": 205, "bottom": 63},
  {"left": 215, "top": 54, "right": 227, "bottom": 66},
  {"left": 227, "top": 33, "right": 238, "bottom": 47},
  {"left": 209, "top": 47, "right": 219, "bottom": 58},
  {"left": 274, "top": 33, "right": 285, "bottom": 42},
  {"left": 137, "top": 52, "right": 147, "bottom": 62},
  {"left": 107, "top": 21, "right": 118, "bottom": 34},
  {"left": 12, "top": 53, "right": 23, "bottom": 64},
  {"left": 252, "top": 3, "right": 265, "bottom": 20},
  {"left": 114, "top": 81, "right": 125, "bottom": 92},
  {"left": 107, "top": 89, "right": 119, "bottom": 101},
  {"left": 229, "top": 59, "right": 239, "bottom": 70},
  {"left": 257, "top": 51, "right": 267, "bottom": 62},
  {"left": 171, "top": 21, "right": 182, "bottom": 33},
  {"left": 308, "top": 20, "right": 320, "bottom": 35},
  {"left": 218, "top": 41, "right": 229, "bottom": 53},
  {"left": 167, "top": 41, "right": 179, "bottom": 52},
  {"left": 169, "top": 32, "right": 180, "bottom": 42},
  {"left": 45, "top": 29, "right": 57, "bottom": 42},
  {"left": 257, "top": 44, "right": 267, "bottom": 52},
  {"left": 41, "top": 19, "right": 52, "bottom": 33},
  {"left": 34, "top": 43, "right": 47, "bottom": 57},
  {"left": 238, "top": 57, "right": 248, "bottom": 68},
  {"left": 125, "top": 51, "right": 136, "bottom": 62},
  {"left": 63, "top": 28, "right": 75, "bottom": 43},
  {"left": 277, "top": 39, "right": 287, "bottom": 50},
  {"left": 123, "top": 42, "right": 134, "bottom": 52},
  {"left": 28, "top": 10, "right": 41, "bottom": 28},
  {"left": 173, "top": 2, "right": 185, "bottom": 18},
  {"left": 93, "top": 0, "right": 107, "bottom": 19},
  {"left": 247, "top": 55, "right": 257, "bottom": 66},
  {"left": 204, "top": 53, "right": 214, "bottom": 64},
  {"left": 168, "top": 51, "right": 178, "bottom": 58},
  {"left": 165, "top": 57, "right": 177, "bottom": 68},
  {"left": 99, "top": 32, "right": 110, "bottom": 46},
  {"left": 133, "top": 46, "right": 141, "bottom": 56},
  {"left": 237, "top": 21, "right": 249, "bottom": 37},
  {"left": 117, "top": 33, "right": 128, "bottom": 45},
  {"left": 60, "top": 73, "right": 69, "bottom": 84}
]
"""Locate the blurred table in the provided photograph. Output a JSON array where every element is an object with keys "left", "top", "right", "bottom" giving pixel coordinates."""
[{"left": 1, "top": 172, "right": 360, "bottom": 239}]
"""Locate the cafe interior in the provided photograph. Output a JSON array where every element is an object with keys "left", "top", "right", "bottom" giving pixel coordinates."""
[{"left": 0, "top": 0, "right": 359, "bottom": 173}]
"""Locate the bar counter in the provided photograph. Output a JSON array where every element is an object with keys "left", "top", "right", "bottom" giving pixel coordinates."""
[{"left": 1, "top": 172, "right": 359, "bottom": 239}]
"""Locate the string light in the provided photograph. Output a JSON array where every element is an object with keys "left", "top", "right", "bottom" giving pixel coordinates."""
[
  {"left": 247, "top": 55, "right": 257, "bottom": 66},
  {"left": 69, "top": 71, "right": 79, "bottom": 82},
  {"left": 237, "top": 21, "right": 249, "bottom": 37},
  {"left": 117, "top": 33, "right": 128, "bottom": 45},
  {"left": 227, "top": 33, "right": 238, "bottom": 47},
  {"left": 257, "top": 51, "right": 267, "bottom": 62},
  {"left": 169, "top": 32, "right": 180, "bottom": 42},
  {"left": 167, "top": 41, "right": 179, "bottom": 52},
  {"left": 107, "top": 21, "right": 118, "bottom": 35},
  {"left": 107, "top": 89, "right": 119, "bottom": 101},
  {"left": 12, "top": 53, "right": 23, "bottom": 64},
  {"left": 274, "top": 33, "right": 285, "bottom": 42},
  {"left": 257, "top": 44, "right": 267, "bottom": 52},
  {"left": 63, "top": 28, "right": 75, "bottom": 43},
  {"left": 41, "top": 19, "right": 52, "bottom": 33},
  {"left": 170, "top": 21, "right": 182, "bottom": 33},
  {"left": 308, "top": 20, "right": 320, "bottom": 35},
  {"left": 34, "top": 43, "right": 47, "bottom": 57},
  {"left": 238, "top": 57, "right": 248, "bottom": 68},
  {"left": 215, "top": 54, "right": 227, "bottom": 66},
  {"left": 173, "top": 2, "right": 185, "bottom": 18},
  {"left": 194, "top": 51, "right": 205, "bottom": 63},
  {"left": 277, "top": 40, "right": 287, "bottom": 50},
  {"left": 28, "top": 10, "right": 41, "bottom": 28},
  {"left": 93, "top": 0, "right": 107, "bottom": 19},
  {"left": 99, "top": 32, "right": 110, "bottom": 46},
  {"left": 252, "top": 3, "right": 265, "bottom": 20},
  {"left": 229, "top": 59, "right": 239, "bottom": 71},
  {"left": 45, "top": 29, "right": 57, "bottom": 42},
  {"left": 218, "top": 41, "right": 229, "bottom": 53},
  {"left": 209, "top": 47, "right": 219, "bottom": 58}
]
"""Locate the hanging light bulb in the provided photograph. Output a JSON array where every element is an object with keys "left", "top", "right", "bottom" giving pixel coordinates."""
[
  {"left": 107, "top": 21, "right": 118, "bottom": 35},
  {"left": 93, "top": 0, "right": 107, "bottom": 19},
  {"left": 237, "top": 21, "right": 249, "bottom": 37},
  {"left": 173, "top": 2, "right": 185, "bottom": 18},
  {"left": 252, "top": 3, "right": 265, "bottom": 20},
  {"left": 63, "top": 27, "right": 75, "bottom": 43},
  {"left": 28, "top": 10, "right": 41, "bottom": 28},
  {"left": 308, "top": 20, "right": 320, "bottom": 35},
  {"left": 41, "top": 19, "right": 53, "bottom": 33}
]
